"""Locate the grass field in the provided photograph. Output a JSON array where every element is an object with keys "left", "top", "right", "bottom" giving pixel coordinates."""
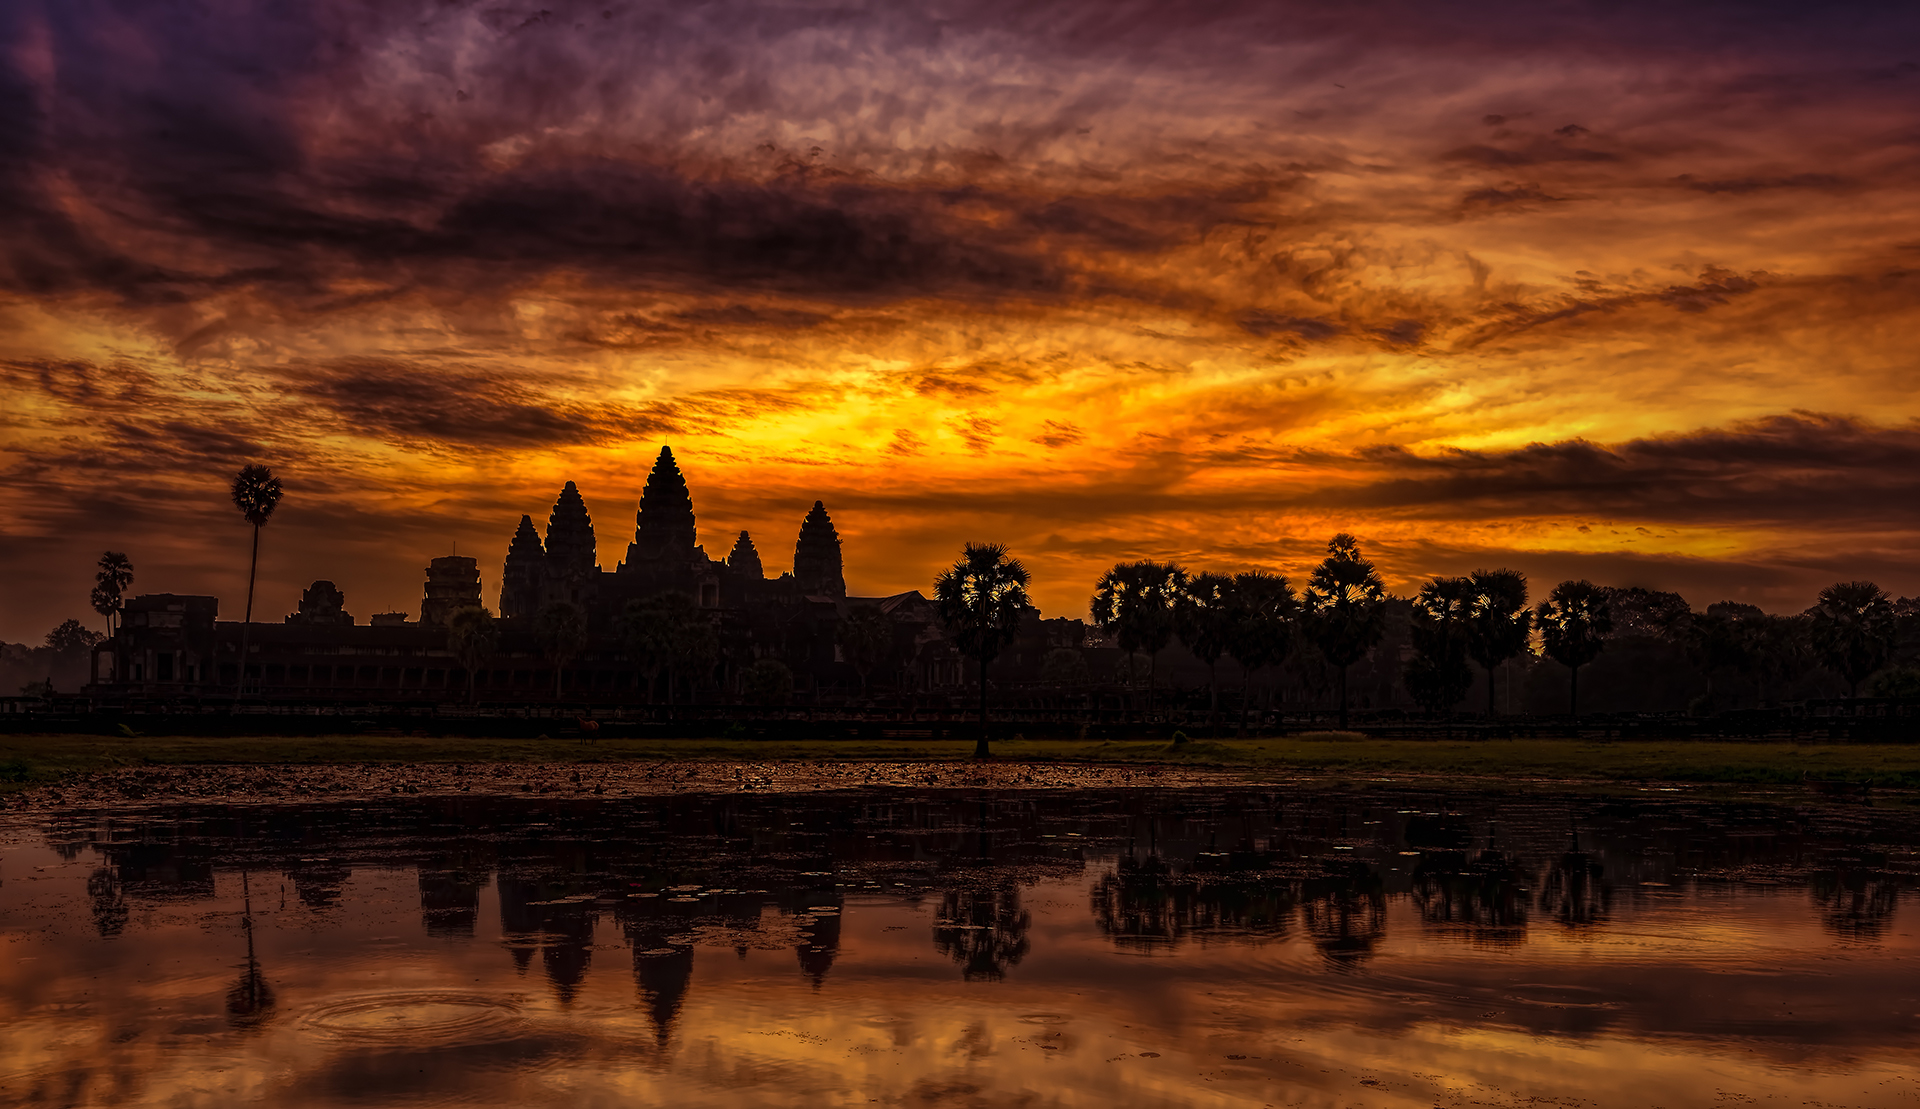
[{"left": 3, "top": 731, "right": 1917, "bottom": 795}]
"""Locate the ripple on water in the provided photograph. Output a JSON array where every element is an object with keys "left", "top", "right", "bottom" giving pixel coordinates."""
[{"left": 301, "top": 992, "right": 527, "bottom": 1047}]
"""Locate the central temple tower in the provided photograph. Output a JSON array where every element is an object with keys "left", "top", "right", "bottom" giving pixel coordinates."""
[{"left": 627, "top": 446, "right": 698, "bottom": 565}]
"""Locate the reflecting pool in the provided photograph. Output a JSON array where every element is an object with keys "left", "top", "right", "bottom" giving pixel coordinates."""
[{"left": 3, "top": 787, "right": 1917, "bottom": 1106}]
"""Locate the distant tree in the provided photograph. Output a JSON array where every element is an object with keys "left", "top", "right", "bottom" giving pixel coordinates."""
[
  {"left": 1867, "top": 666, "right": 1920, "bottom": 701},
  {"left": 1090, "top": 560, "right": 1186, "bottom": 716},
  {"left": 446, "top": 605, "right": 498, "bottom": 705},
  {"left": 229, "top": 464, "right": 284, "bottom": 696},
  {"left": 1041, "top": 647, "right": 1090, "bottom": 687},
  {"left": 534, "top": 601, "right": 588, "bottom": 698},
  {"left": 1302, "top": 535, "right": 1388, "bottom": 730},
  {"left": 1672, "top": 602, "right": 1754, "bottom": 711},
  {"left": 1224, "top": 570, "right": 1297, "bottom": 735},
  {"left": 1465, "top": 569, "right": 1531, "bottom": 717},
  {"left": 618, "top": 592, "right": 709, "bottom": 706},
  {"left": 1808, "top": 581, "right": 1898, "bottom": 699},
  {"left": 1537, "top": 581, "right": 1613, "bottom": 717},
  {"left": 934, "top": 542, "right": 1033, "bottom": 758},
  {"left": 91, "top": 552, "right": 134, "bottom": 636},
  {"left": 45, "top": 619, "right": 105, "bottom": 658},
  {"left": 667, "top": 605, "right": 719, "bottom": 708},
  {"left": 743, "top": 658, "right": 794, "bottom": 706},
  {"left": 1744, "top": 613, "right": 1811, "bottom": 706},
  {"left": 837, "top": 605, "right": 895, "bottom": 698},
  {"left": 1175, "top": 572, "right": 1237, "bottom": 736},
  {"left": 1405, "top": 577, "right": 1475, "bottom": 718}
]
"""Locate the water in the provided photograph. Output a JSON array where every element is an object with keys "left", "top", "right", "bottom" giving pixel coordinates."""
[{"left": 2, "top": 786, "right": 1917, "bottom": 1107}]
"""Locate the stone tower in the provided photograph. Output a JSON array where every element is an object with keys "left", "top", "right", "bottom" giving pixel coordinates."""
[
  {"left": 726, "top": 531, "right": 764, "bottom": 579},
  {"left": 793, "top": 501, "right": 845, "bottom": 599},
  {"left": 499, "top": 515, "right": 544, "bottom": 619},
  {"left": 287, "top": 580, "right": 354, "bottom": 625},
  {"left": 545, "top": 482, "right": 598, "bottom": 579},
  {"left": 627, "top": 446, "right": 697, "bottom": 564},
  {"left": 421, "top": 556, "right": 482, "bottom": 626}
]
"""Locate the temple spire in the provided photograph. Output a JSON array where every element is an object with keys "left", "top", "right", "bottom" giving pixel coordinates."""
[
  {"left": 500, "top": 514, "right": 545, "bottom": 619},
  {"left": 727, "top": 531, "right": 764, "bottom": 579},
  {"left": 545, "top": 482, "right": 598, "bottom": 578},
  {"left": 793, "top": 501, "right": 845, "bottom": 600},
  {"left": 628, "top": 446, "right": 697, "bottom": 563}
]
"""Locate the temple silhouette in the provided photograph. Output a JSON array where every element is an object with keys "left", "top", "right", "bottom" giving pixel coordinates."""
[{"left": 84, "top": 445, "right": 1088, "bottom": 705}]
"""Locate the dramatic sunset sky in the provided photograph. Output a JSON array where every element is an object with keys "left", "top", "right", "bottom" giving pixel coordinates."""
[{"left": 4, "top": 0, "right": 1919, "bottom": 638}]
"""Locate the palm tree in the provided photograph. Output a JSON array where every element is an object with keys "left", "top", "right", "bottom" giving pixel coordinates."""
[
  {"left": 618, "top": 592, "right": 699, "bottom": 708},
  {"left": 837, "top": 605, "right": 895, "bottom": 699},
  {"left": 1224, "top": 570, "right": 1297, "bottom": 735},
  {"left": 1406, "top": 576, "right": 1475, "bottom": 719},
  {"left": 1302, "top": 535, "right": 1388, "bottom": 730},
  {"left": 1537, "top": 580, "right": 1612, "bottom": 717},
  {"left": 1808, "top": 581, "right": 1897, "bottom": 699},
  {"left": 446, "top": 605, "right": 499, "bottom": 705},
  {"left": 934, "top": 543, "right": 1032, "bottom": 758},
  {"left": 230, "top": 465, "right": 283, "bottom": 697},
  {"left": 1090, "top": 560, "right": 1186, "bottom": 717},
  {"left": 91, "top": 551, "right": 135, "bottom": 636},
  {"left": 1465, "top": 569, "right": 1531, "bottom": 716},
  {"left": 535, "top": 601, "right": 588, "bottom": 699},
  {"left": 1175, "top": 572, "right": 1237, "bottom": 737}
]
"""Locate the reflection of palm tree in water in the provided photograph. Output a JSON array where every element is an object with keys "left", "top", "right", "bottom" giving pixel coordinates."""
[
  {"left": 1092, "top": 853, "right": 1296, "bottom": 950},
  {"left": 1813, "top": 868, "right": 1899, "bottom": 940},
  {"left": 1538, "top": 844, "right": 1610, "bottom": 929},
  {"left": 933, "top": 884, "right": 1030, "bottom": 981},
  {"left": 1411, "top": 849, "right": 1528, "bottom": 946},
  {"left": 1300, "top": 865, "right": 1387, "bottom": 967},
  {"left": 88, "top": 867, "right": 128, "bottom": 937},
  {"left": 226, "top": 871, "right": 276, "bottom": 1029}
]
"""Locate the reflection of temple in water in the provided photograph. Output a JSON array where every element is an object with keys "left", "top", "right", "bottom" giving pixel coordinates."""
[{"left": 45, "top": 788, "right": 1920, "bottom": 1040}]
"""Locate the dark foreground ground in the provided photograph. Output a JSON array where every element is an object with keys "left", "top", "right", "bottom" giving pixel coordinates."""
[{"left": 3, "top": 732, "right": 1916, "bottom": 804}]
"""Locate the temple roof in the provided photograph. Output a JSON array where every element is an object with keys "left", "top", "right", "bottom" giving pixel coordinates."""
[{"left": 631, "top": 446, "right": 697, "bottom": 562}]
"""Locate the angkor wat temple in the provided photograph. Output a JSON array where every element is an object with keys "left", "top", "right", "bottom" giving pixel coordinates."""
[
  {"left": 498, "top": 446, "right": 852, "bottom": 624},
  {"left": 83, "top": 446, "right": 1091, "bottom": 706}
]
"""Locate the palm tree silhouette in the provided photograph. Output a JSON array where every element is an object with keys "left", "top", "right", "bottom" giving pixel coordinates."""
[
  {"left": 1302, "top": 535, "right": 1387, "bottom": 730},
  {"left": 1175, "top": 572, "right": 1237, "bottom": 736},
  {"left": 535, "top": 601, "right": 587, "bottom": 698},
  {"left": 1090, "top": 560, "right": 1185, "bottom": 718},
  {"left": 1537, "top": 580, "right": 1612, "bottom": 717},
  {"left": 1466, "top": 569, "right": 1531, "bottom": 716},
  {"left": 1808, "top": 581, "right": 1898, "bottom": 700},
  {"left": 229, "top": 465, "right": 283, "bottom": 698},
  {"left": 934, "top": 543, "right": 1032, "bottom": 758},
  {"left": 91, "top": 551, "right": 134, "bottom": 637},
  {"left": 447, "top": 605, "right": 498, "bottom": 705},
  {"left": 1224, "top": 570, "right": 1296, "bottom": 735},
  {"left": 1407, "top": 576, "right": 1475, "bottom": 719}
]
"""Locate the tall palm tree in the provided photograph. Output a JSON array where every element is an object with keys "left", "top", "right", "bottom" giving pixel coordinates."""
[
  {"left": 1302, "top": 534, "right": 1387, "bottom": 730},
  {"left": 447, "top": 605, "right": 499, "bottom": 704},
  {"left": 91, "top": 551, "right": 134, "bottom": 636},
  {"left": 1224, "top": 570, "right": 1297, "bottom": 735},
  {"left": 1465, "top": 569, "right": 1531, "bottom": 716},
  {"left": 1537, "top": 580, "right": 1612, "bottom": 717},
  {"left": 535, "top": 601, "right": 588, "bottom": 698},
  {"left": 1406, "top": 576, "right": 1475, "bottom": 718},
  {"left": 1175, "top": 572, "right": 1237, "bottom": 737},
  {"left": 230, "top": 464, "right": 283, "bottom": 697},
  {"left": 1090, "top": 560, "right": 1186, "bottom": 717},
  {"left": 934, "top": 543, "right": 1032, "bottom": 758},
  {"left": 1808, "top": 581, "right": 1897, "bottom": 700}
]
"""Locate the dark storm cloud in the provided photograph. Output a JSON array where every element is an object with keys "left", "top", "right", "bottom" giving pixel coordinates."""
[{"left": 1242, "top": 413, "right": 1920, "bottom": 527}]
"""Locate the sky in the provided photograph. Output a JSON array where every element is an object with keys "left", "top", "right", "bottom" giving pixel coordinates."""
[{"left": 4, "top": 0, "right": 1920, "bottom": 639}]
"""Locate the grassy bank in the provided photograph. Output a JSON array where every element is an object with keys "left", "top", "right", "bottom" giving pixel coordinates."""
[{"left": 3, "top": 731, "right": 1918, "bottom": 795}]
